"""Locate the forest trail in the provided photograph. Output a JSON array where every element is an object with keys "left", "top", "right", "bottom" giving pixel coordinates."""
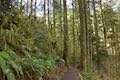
[{"left": 61, "top": 67, "right": 81, "bottom": 80}]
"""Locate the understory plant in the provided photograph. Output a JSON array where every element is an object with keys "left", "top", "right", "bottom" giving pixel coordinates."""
[
  {"left": 0, "top": 49, "right": 56, "bottom": 80},
  {"left": 81, "top": 71, "right": 95, "bottom": 80},
  {"left": 0, "top": 49, "right": 23, "bottom": 80},
  {"left": 0, "top": 7, "right": 58, "bottom": 80}
]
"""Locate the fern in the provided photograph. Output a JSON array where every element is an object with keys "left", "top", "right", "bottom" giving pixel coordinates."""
[
  {"left": 0, "top": 49, "right": 23, "bottom": 80},
  {"left": 21, "top": 55, "right": 55, "bottom": 76}
]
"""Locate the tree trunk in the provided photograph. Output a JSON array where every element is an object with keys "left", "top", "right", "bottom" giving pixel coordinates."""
[
  {"left": 63, "top": 0, "right": 68, "bottom": 65},
  {"left": 47, "top": 0, "right": 50, "bottom": 30},
  {"left": 44, "top": 0, "right": 46, "bottom": 21},
  {"left": 72, "top": 0, "right": 76, "bottom": 66},
  {"left": 59, "top": 0, "right": 63, "bottom": 54},
  {"left": 30, "top": 0, "right": 33, "bottom": 17},
  {"left": 26, "top": 0, "right": 29, "bottom": 14},
  {"left": 78, "top": 0, "right": 87, "bottom": 71},
  {"left": 92, "top": 0, "right": 100, "bottom": 69},
  {"left": 53, "top": 0, "right": 56, "bottom": 37},
  {"left": 34, "top": 0, "right": 37, "bottom": 19}
]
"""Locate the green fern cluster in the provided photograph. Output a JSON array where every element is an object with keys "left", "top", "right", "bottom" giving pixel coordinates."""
[
  {"left": 0, "top": 49, "right": 55, "bottom": 80},
  {"left": 0, "top": 49, "right": 23, "bottom": 80},
  {"left": 22, "top": 56, "right": 55, "bottom": 75}
]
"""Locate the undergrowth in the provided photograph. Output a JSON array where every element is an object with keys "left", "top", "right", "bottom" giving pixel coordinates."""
[{"left": 0, "top": 9, "right": 62, "bottom": 80}]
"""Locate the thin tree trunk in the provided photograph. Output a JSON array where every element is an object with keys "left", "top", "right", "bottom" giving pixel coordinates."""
[
  {"left": 72, "top": 0, "right": 76, "bottom": 66},
  {"left": 53, "top": 0, "right": 56, "bottom": 37},
  {"left": 44, "top": 0, "right": 46, "bottom": 21},
  {"left": 59, "top": 0, "right": 63, "bottom": 54},
  {"left": 47, "top": 0, "right": 50, "bottom": 30},
  {"left": 34, "top": 0, "right": 37, "bottom": 19},
  {"left": 20, "top": 0, "right": 23, "bottom": 15},
  {"left": 26, "top": 0, "right": 29, "bottom": 14},
  {"left": 92, "top": 0, "right": 100, "bottom": 69},
  {"left": 30, "top": 0, "right": 33, "bottom": 17}
]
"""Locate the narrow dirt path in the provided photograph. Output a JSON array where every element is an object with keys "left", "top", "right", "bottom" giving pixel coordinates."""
[{"left": 61, "top": 67, "right": 81, "bottom": 80}]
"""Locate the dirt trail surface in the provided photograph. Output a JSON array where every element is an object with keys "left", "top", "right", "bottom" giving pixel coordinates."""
[{"left": 61, "top": 67, "right": 81, "bottom": 80}]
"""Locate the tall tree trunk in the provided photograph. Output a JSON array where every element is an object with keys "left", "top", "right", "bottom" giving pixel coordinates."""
[
  {"left": 84, "top": 0, "right": 89, "bottom": 71},
  {"left": 63, "top": 0, "right": 68, "bottom": 65},
  {"left": 88, "top": 6, "right": 94, "bottom": 71},
  {"left": 59, "top": 0, "right": 63, "bottom": 54},
  {"left": 78, "top": 0, "right": 87, "bottom": 71},
  {"left": 86, "top": 0, "right": 92, "bottom": 71},
  {"left": 72, "top": 0, "right": 76, "bottom": 66}
]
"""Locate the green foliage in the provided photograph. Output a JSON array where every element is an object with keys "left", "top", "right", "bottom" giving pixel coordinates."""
[
  {"left": 0, "top": 10, "right": 34, "bottom": 52},
  {"left": 0, "top": 49, "right": 56, "bottom": 80},
  {"left": 21, "top": 55, "right": 55, "bottom": 76},
  {"left": 56, "top": 58, "right": 65, "bottom": 64},
  {"left": 0, "top": 49, "right": 23, "bottom": 80},
  {"left": 32, "top": 21, "right": 49, "bottom": 54},
  {"left": 0, "top": 9, "right": 57, "bottom": 79},
  {"left": 93, "top": 49, "right": 109, "bottom": 70},
  {"left": 81, "top": 71, "right": 95, "bottom": 80}
]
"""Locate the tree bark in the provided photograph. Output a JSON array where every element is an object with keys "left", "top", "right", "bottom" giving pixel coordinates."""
[
  {"left": 72, "top": 0, "right": 76, "bottom": 66},
  {"left": 78, "top": 0, "right": 87, "bottom": 71},
  {"left": 63, "top": 0, "right": 68, "bottom": 65}
]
